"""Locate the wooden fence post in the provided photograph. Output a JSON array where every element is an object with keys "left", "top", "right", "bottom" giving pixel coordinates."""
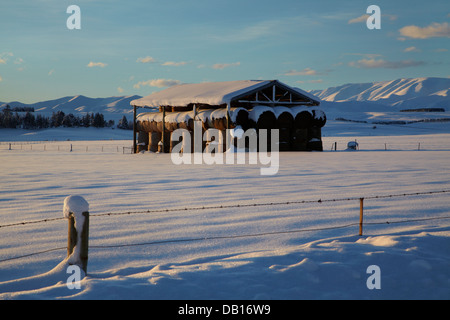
[
  {"left": 64, "top": 195, "right": 89, "bottom": 273},
  {"left": 359, "top": 198, "right": 364, "bottom": 236}
]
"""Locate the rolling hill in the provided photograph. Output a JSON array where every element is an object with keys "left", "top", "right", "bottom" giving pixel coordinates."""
[
  {"left": 308, "top": 77, "right": 450, "bottom": 109},
  {"left": 0, "top": 95, "right": 142, "bottom": 122}
]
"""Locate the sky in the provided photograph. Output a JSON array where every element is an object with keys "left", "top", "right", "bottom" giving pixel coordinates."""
[{"left": 0, "top": 0, "right": 449, "bottom": 103}]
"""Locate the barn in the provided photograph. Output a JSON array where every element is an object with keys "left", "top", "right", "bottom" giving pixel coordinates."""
[{"left": 130, "top": 80, "right": 325, "bottom": 153}]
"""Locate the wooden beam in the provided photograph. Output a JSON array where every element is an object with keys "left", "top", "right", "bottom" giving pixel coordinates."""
[{"left": 133, "top": 105, "right": 137, "bottom": 153}]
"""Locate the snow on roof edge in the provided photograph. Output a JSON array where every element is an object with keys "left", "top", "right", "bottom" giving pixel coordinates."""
[
  {"left": 130, "top": 80, "right": 270, "bottom": 108},
  {"left": 130, "top": 80, "right": 319, "bottom": 108}
]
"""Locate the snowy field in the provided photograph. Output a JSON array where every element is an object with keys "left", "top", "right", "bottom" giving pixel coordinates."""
[{"left": 0, "top": 120, "right": 449, "bottom": 300}]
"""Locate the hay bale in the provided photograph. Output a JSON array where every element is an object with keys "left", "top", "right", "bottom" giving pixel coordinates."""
[
  {"left": 136, "top": 112, "right": 163, "bottom": 132},
  {"left": 273, "top": 106, "right": 294, "bottom": 129},
  {"left": 278, "top": 128, "right": 291, "bottom": 151},
  {"left": 249, "top": 106, "right": 276, "bottom": 129},
  {"left": 196, "top": 109, "right": 215, "bottom": 130},
  {"left": 162, "top": 131, "right": 171, "bottom": 153},
  {"left": 137, "top": 131, "right": 149, "bottom": 152},
  {"left": 291, "top": 128, "right": 308, "bottom": 151},
  {"left": 210, "top": 109, "right": 228, "bottom": 130},
  {"left": 311, "top": 109, "right": 327, "bottom": 128},
  {"left": 307, "top": 127, "right": 323, "bottom": 151},
  {"left": 293, "top": 110, "right": 313, "bottom": 129},
  {"left": 233, "top": 108, "right": 250, "bottom": 130},
  {"left": 148, "top": 131, "right": 161, "bottom": 152},
  {"left": 170, "top": 130, "right": 182, "bottom": 153}
]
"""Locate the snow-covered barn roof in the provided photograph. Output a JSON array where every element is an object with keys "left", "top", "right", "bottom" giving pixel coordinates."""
[{"left": 130, "top": 80, "right": 320, "bottom": 108}]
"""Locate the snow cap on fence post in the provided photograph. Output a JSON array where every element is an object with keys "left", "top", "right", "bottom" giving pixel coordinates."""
[{"left": 63, "top": 195, "right": 89, "bottom": 273}]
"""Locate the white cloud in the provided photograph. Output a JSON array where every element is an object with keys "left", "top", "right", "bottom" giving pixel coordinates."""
[
  {"left": 136, "top": 56, "right": 156, "bottom": 63},
  {"left": 0, "top": 52, "right": 13, "bottom": 64},
  {"left": 284, "top": 68, "right": 318, "bottom": 76},
  {"left": 162, "top": 61, "right": 187, "bottom": 67},
  {"left": 385, "top": 14, "right": 398, "bottom": 21},
  {"left": 399, "top": 22, "right": 450, "bottom": 39},
  {"left": 348, "top": 14, "right": 397, "bottom": 24},
  {"left": 87, "top": 61, "right": 107, "bottom": 68},
  {"left": 117, "top": 87, "right": 124, "bottom": 93},
  {"left": 344, "top": 53, "right": 382, "bottom": 59},
  {"left": 404, "top": 46, "right": 420, "bottom": 52},
  {"left": 349, "top": 58, "right": 425, "bottom": 69},
  {"left": 212, "top": 62, "right": 240, "bottom": 69},
  {"left": 295, "top": 79, "right": 323, "bottom": 84},
  {"left": 133, "top": 79, "right": 181, "bottom": 89},
  {"left": 348, "top": 14, "right": 369, "bottom": 24}
]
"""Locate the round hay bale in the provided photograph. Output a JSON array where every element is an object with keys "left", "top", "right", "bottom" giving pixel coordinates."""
[
  {"left": 184, "top": 118, "right": 195, "bottom": 131},
  {"left": 233, "top": 108, "right": 250, "bottom": 130},
  {"left": 311, "top": 109, "right": 327, "bottom": 128},
  {"left": 137, "top": 131, "right": 149, "bottom": 152},
  {"left": 136, "top": 112, "right": 163, "bottom": 132},
  {"left": 210, "top": 109, "right": 227, "bottom": 130},
  {"left": 291, "top": 128, "right": 308, "bottom": 151},
  {"left": 170, "top": 130, "right": 182, "bottom": 152},
  {"left": 165, "top": 120, "right": 178, "bottom": 132},
  {"left": 294, "top": 110, "right": 313, "bottom": 129},
  {"left": 156, "top": 120, "right": 164, "bottom": 133},
  {"left": 195, "top": 109, "right": 214, "bottom": 130},
  {"left": 249, "top": 107, "right": 276, "bottom": 129},
  {"left": 136, "top": 120, "right": 146, "bottom": 132},
  {"left": 148, "top": 131, "right": 161, "bottom": 152},
  {"left": 164, "top": 112, "right": 181, "bottom": 132},
  {"left": 148, "top": 120, "right": 158, "bottom": 132},
  {"left": 307, "top": 139, "right": 323, "bottom": 151},
  {"left": 274, "top": 107, "right": 294, "bottom": 129},
  {"left": 257, "top": 111, "right": 276, "bottom": 129}
]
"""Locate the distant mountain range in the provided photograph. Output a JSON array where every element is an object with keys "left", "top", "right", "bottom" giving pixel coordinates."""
[
  {"left": 1, "top": 78, "right": 449, "bottom": 122},
  {"left": 0, "top": 95, "right": 142, "bottom": 121},
  {"left": 308, "top": 77, "right": 450, "bottom": 109}
]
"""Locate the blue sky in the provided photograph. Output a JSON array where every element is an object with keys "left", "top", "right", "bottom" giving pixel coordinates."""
[{"left": 0, "top": 0, "right": 449, "bottom": 103}]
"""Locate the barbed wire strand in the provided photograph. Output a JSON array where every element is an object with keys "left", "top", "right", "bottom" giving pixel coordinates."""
[
  {"left": 1, "top": 215, "right": 449, "bottom": 264},
  {"left": 1, "top": 189, "right": 449, "bottom": 229}
]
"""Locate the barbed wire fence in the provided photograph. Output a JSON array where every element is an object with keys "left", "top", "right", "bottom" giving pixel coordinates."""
[
  {"left": 0, "top": 189, "right": 449, "bottom": 265},
  {"left": 1, "top": 142, "right": 133, "bottom": 153},
  {"left": 3, "top": 138, "right": 450, "bottom": 153}
]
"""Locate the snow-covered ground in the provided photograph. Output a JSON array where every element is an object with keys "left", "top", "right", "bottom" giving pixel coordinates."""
[{"left": 0, "top": 119, "right": 449, "bottom": 300}]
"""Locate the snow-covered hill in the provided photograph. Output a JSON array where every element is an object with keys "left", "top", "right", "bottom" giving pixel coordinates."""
[
  {"left": 309, "top": 77, "right": 450, "bottom": 109},
  {"left": 0, "top": 95, "right": 142, "bottom": 122}
]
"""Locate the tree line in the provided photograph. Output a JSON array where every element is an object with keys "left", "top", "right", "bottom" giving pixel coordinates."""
[{"left": 0, "top": 105, "right": 132, "bottom": 130}]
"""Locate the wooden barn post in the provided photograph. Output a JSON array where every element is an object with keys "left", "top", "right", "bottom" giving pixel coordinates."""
[
  {"left": 226, "top": 103, "right": 231, "bottom": 129},
  {"left": 133, "top": 105, "right": 137, "bottom": 153},
  {"left": 162, "top": 106, "right": 166, "bottom": 153}
]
